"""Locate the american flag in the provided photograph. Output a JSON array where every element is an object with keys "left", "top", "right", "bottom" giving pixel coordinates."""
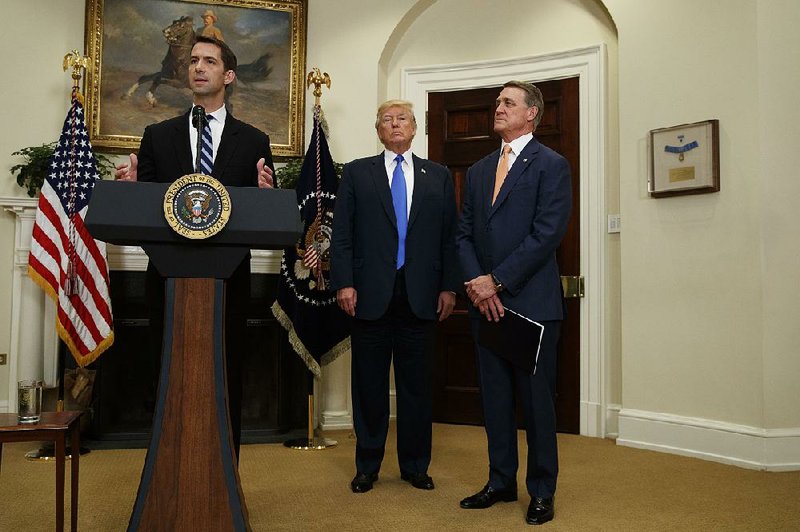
[{"left": 27, "top": 90, "right": 114, "bottom": 367}]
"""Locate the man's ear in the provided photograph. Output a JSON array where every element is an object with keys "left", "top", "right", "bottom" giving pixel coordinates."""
[
  {"left": 224, "top": 70, "right": 236, "bottom": 86},
  {"left": 528, "top": 105, "right": 538, "bottom": 124}
]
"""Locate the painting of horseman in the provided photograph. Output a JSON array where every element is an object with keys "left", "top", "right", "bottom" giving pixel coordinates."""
[{"left": 89, "top": 0, "right": 305, "bottom": 156}]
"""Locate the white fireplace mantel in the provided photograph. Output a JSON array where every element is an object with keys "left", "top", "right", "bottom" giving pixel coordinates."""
[{"left": 1, "top": 195, "right": 352, "bottom": 429}]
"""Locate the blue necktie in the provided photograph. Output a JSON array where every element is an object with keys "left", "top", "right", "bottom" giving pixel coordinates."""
[
  {"left": 199, "top": 114, "right": 214, "bottom": 175},
  {"left": 391, "top": 154, "right": 408, "bottom": 269}
]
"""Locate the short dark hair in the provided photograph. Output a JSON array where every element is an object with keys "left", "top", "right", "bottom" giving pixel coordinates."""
[
  {"left": 193, "top": 35, "right": 237, "bottom": 72},
  {"left": 503, "top": 80, "right": 544, "bottom": 128}
]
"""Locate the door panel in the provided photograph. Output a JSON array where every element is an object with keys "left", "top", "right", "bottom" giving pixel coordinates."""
[{"left": 429, "top": 77, "right": 581, "bottom": 433}]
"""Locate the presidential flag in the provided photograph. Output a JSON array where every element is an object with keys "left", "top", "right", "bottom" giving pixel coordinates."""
[
  {"left": 272, "top": 105, "right": 350, "bottom": 376},
  {"left": 27, "top": 89, "right": 114, "bottom": 367}
]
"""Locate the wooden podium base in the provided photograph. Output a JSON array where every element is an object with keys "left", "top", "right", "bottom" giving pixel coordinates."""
[{"left": 128, "top": 278, "right": 249, "bottom": 531}]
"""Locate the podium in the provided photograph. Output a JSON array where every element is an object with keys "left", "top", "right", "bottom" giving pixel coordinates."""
[{"left": 86, "top": 180, "right": 301, "bottom": 531}]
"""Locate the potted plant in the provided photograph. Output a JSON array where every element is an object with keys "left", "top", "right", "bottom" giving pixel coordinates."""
[
  {"left": 10, "top": 142, "right": 115, "bottom": 197},
  {"left": 275, "top": 158, "right": 344, "bottom": 189}
]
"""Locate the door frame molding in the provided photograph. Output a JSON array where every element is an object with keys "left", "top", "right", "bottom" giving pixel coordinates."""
[{"left": 402, "top": 44, "right": 607, "bottom": 437}]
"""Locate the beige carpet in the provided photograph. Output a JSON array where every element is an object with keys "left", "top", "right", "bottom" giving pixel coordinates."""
[{"left": 1, "top": 423, "right": 798, "bottom": 531}]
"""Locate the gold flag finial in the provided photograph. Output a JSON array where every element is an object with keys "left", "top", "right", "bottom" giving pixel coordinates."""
[
  {"left": 63, "top": 50, "right": 89, "bottom": 92},
  {"left": 306, "top": 68, "right": 331, "bottom": 106}
]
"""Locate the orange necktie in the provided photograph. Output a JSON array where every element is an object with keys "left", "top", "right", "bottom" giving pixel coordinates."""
[{"left": 492, "top": 144, "right": 512, "bottom": 204}]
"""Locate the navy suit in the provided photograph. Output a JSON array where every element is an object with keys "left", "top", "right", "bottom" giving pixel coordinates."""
[
  {"left": 457, "top": 136, "right": 571, "bottom": 498},
  {"left": 137, "top": 108, "right": 274, "bottom": 458},
  {"left": 137, "top": 109, "right": 274, "bottom": 185},
  {"left": 331, "top": 153, "right": 459, "bottom": 476}
]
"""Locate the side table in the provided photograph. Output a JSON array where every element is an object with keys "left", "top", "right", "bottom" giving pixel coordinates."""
[{"left": 0, "top": 411, "right": 82, "bottom": 531}]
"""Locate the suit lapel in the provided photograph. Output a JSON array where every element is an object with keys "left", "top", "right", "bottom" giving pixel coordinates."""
[
  {"left": 371, "top": 154, "right": 396, "bottom": 225},
  {"left": 482, "top": 150, "right": 501, "bottom": 215},
  {"left": 174, "top": 110, "right": 194, "bottom": 175},
  {"left": 212, "top": 113, "right": 241, "bottom": 178},
  {"left": 407, "top": 154, "right": 428, "bottom": 231},
  {"left": 489, "top": 137, "right": 540, "bottom": 217}
]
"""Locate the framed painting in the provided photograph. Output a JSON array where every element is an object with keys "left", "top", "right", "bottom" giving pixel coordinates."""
[
  {"left": 84, "top": 0, "right": 307, "bottom": 157},
  {"left": 649, "top": 119, "right": 720, "bottom": 198}
]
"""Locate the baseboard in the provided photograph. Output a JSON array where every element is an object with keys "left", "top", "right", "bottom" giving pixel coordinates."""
[
  {"left": 319, "top": 409, "right": 353, "bottom": 431},
  {"left": 605, "top": 402, "right": 621, "bottom": 438},
  {"left": 0, "top": 399, "right": 7, "bottom": 413},
  {"left": 617, "top": 408, "right": 800, "bottom": 471}
]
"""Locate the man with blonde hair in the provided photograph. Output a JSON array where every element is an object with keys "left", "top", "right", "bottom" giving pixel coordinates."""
[{"left": 331, "top": 99, "right": 459, "bottom": 494}]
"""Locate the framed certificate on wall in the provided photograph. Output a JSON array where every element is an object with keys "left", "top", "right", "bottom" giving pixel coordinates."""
[{"left": 649, "top": 119, "right": 720, "bottom": 198}]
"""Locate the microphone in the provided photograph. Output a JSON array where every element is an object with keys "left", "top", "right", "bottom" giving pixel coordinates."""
[
  {"left": 192, "top": 104, "right": 206, "bottom": 130},
  {"left": 192, "top": 105, "right": 206, "bottom": 173}
]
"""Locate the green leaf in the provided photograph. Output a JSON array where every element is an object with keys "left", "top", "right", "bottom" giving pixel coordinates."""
[{"left": 9, "top": 141, "right": 117, "bottom": 196}]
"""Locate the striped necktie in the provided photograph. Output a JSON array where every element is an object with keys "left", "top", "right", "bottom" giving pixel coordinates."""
[
  {"left": 199, "top": 114, "right": 214, "bottom": 175},
  {"left": 391, "top": 154, "right": 408, "bottom": 269}
]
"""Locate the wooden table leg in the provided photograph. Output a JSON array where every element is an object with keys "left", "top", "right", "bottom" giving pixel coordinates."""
[
  {"left": 71, "top": 422, "right": 80, "bottom": 531},
  {"left": 56, "top": 434, "right": 65, "bottom": 532}
]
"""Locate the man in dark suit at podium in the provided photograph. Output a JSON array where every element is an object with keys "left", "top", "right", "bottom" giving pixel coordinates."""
[
  {"left": 115, "top": 36, "right": 275, "bottom": 458},
  {"left": 330, "top": 100, "right": 459, "bottom": 494},
  {"left": 457, "top": 81, "right": 572, "bottom": 525}
]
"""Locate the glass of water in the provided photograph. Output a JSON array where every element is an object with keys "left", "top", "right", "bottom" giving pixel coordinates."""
[{"left": 17, "top": 380, "right": 43, "bottom": 424}]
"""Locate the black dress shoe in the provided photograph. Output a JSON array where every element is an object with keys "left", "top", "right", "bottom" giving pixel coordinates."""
[
  {"left": 526, "top": 497, "right": 554, "bottom": 525},
  {"left": 459, "top": 485, "right": 517, "bottom": 509},
  {"left": 400, "top": 472, "right": 435, "bottom": 490},
  {"left": 350, "top": 472, "right": 378, "bottom": 493}
]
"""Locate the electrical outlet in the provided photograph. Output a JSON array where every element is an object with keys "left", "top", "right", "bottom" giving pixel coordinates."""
[
  {"left": 0, "top": 353, "right": 7, "bottom": 365},
  {"left": 607, "top": 214, "right": 621, "bottom": 234}
]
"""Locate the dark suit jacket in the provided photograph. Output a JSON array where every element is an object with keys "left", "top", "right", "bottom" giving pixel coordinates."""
[
  {"left": 136, "top": 109, "right": 274, "bottom": 184},
  {"left": 457, "top": 136, "right": 572, "bottom": 321},
  {"left": 330, "top": 153, "right": 459, "bottom": 321}
]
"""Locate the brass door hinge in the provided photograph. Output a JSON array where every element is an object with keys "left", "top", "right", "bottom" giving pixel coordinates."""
[{"left": 560, "top": 276, "right": 584, "bottom": 298}]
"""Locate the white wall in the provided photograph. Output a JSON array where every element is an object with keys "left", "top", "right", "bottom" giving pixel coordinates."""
[
  {"left": 608, "top": 0, "right": 794, "bottom": 426},
  {"left": 0, "top": 0, "right": 86, "bottom": 404},
  {"left": 755, "top": 0, "right": 800, "bottom": 429},
  {"left": 606, "top": 0, "right": 799, "bottom": 468},
  {"left": 304, "top": 0, "right": 418, "bottom": 161}
]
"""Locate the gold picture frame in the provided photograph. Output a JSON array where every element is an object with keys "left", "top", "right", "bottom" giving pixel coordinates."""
[
  {"left": 84, "top": 0, "right": 307, "bottom": 157},
  {"left": 649, "top": 119, "right": 720, "bottom": 198}
]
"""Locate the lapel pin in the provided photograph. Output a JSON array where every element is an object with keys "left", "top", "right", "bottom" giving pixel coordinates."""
[{"left": 421, "top": 168, "right": 426, "bottom": 174}]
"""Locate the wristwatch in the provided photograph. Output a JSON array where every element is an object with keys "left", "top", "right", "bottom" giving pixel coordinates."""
[{"left": 490, "top": 273, "right": 504, "bottom": 293}]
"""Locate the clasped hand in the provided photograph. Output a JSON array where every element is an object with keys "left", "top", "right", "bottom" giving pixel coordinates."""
[{"left": 464, "top": 274, "right": 505, "bottom": 322}]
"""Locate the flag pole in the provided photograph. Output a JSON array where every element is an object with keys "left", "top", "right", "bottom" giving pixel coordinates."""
[
  {"left": 59, "top": 49, "right": 88, "bottom": 412},
  {"left": 283, "top": 68, "right": 338, "bottom": 451},
  {"left": 25, "top": 50, "right": 93, "bottom": 462}
]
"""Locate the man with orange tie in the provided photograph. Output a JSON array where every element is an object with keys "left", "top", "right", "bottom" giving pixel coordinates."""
[
  {"left": 331, "top": 100, "right": 459, "bottom": 494},
  {"left": 457, "top": 81, "right": 572, "bottom": 525}
]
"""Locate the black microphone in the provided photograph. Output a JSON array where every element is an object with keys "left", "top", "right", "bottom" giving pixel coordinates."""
[
  {"left": 192, "top": 105, "right": 206, "bottom": 173},
  {"left": 192, "top": 104, "right": 206, "bottom": 129}
]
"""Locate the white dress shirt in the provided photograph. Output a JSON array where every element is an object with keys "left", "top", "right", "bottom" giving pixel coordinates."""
[
  {"left": 384, "top": 149, "right": 415, "bottom": 217},
  {"left": 498, "top": 132, "right": 533, "bottom": 173},
  {"left": 189, "top": 104, "right": 227, "bottom": 169}
]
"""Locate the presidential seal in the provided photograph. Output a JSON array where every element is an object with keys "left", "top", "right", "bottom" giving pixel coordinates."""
[{"left": 163, "top": 173, "right": 231, "bottom": 239}]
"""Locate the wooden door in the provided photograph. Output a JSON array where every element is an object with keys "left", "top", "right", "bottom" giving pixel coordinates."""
[{"left": 429, "top": 77, "right": 581, "bottom": 433}]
